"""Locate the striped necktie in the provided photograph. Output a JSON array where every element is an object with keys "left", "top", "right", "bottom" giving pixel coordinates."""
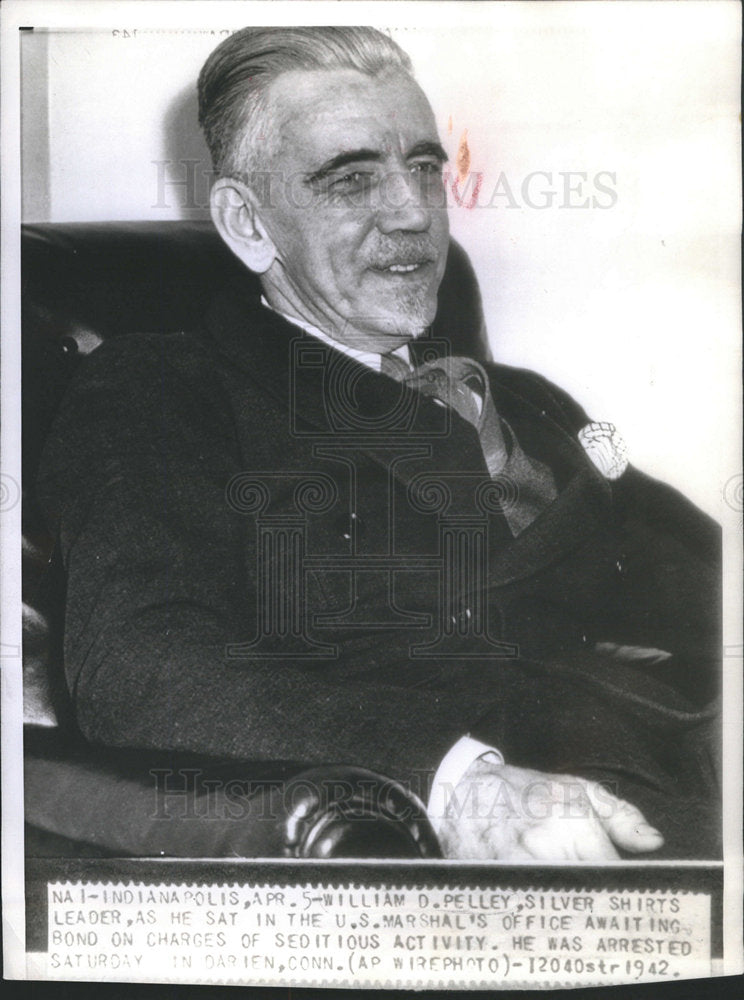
[{"left": 381, "top": 353, "right": 558, "bottom": 535}]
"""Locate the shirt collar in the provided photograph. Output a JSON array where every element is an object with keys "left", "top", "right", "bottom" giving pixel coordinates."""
[{"left": 260, "top": 296, "right": 410, "bottom": 373}]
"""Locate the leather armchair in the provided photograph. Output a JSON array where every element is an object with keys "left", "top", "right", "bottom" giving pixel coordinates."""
[{"left": 22, "top": 221, "right": 489, "bottom": 860}]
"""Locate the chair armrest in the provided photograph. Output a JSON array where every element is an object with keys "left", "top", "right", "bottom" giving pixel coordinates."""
[
  {"left": 283, "top": 766, "right": 441, "bottom": 859},
  {"left": 24, "top": 729, "right": 440, "bottom": 860}
]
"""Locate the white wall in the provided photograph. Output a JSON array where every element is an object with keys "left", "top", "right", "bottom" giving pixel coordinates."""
[{"left": 20, "top": 4, "right": 741, "bottom": 519}]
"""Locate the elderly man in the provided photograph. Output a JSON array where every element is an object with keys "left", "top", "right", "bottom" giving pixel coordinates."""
[{"left": 37, "top": 26, "right": 720, "bottom": 860}]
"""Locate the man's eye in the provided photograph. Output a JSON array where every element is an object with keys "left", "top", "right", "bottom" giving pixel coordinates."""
[
  {"left": 329, "top": 171, "right": 373, "bottom": 194},
  {"left": 410, "top": 160, "right": 443, "bottom": 177}
]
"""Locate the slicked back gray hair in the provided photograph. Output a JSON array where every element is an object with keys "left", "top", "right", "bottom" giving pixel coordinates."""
[{"left": 198, "top": 26, "right": 414, "bottom": 180}]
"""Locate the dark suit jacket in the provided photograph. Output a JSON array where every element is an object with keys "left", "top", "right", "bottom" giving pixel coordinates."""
[{"left": 36, "top": 276, "right": 722, "bottom": 856}]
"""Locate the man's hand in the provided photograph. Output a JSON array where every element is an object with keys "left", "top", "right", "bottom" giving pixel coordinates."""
[{"left": 437, "top": 758, "right": 664, "bottom": 861}]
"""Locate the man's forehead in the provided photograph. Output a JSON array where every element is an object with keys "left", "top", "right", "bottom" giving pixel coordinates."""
[{"left": 266, "top": 67, "right": 439, "bottom": 161}]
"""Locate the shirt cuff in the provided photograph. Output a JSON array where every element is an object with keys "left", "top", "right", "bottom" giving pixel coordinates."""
[{"left": 427, "top": 736, "right": 504, "bottom": 834}]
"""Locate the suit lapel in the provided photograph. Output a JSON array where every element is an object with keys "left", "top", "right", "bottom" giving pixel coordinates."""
[{"left": 484, "top": 371, "right": 615, "bottom": 586}]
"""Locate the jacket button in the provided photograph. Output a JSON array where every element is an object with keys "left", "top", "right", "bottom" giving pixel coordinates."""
[
  {"left": 337, "top": 512, "right": 365, "bottom": 542},
  {"left": 450, "top": 609, "right": 472, "bottom": 627}
]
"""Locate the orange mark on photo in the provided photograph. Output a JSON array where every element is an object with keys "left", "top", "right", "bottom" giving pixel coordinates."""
[{"left": 456, "top": 129, "right": 470, "bottom": 183}]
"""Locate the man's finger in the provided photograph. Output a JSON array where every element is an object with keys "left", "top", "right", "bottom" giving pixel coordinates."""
[
  {"left": 520, "top": 822, "right": 619, "bottom": 862},
  {"left": 519, "top": 825, "right": 570, "bottom": 860},
  {"left": 574, "top": 819, "right": 622, "bottom": 862},
  {"left": 599, "top": 795, "right": 664, "bottom": 853}
]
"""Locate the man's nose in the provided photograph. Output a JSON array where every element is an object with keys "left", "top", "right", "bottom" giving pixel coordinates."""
[{"left": 375, "top": 170, "right": 431, "bottom": 234}]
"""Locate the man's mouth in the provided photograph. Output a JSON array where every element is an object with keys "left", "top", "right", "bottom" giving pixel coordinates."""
[
  {"left": 386, "top": 262, "right": 423, "bottom": 273},
  {"left": 372, "top": 259, "right": 433, "bottom": 275}
]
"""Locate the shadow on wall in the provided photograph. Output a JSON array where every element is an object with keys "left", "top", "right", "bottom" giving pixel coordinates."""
[{"left": 159, "top": 84, "right": 213, "bottom": 220}]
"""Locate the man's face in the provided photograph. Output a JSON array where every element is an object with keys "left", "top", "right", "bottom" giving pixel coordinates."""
[{"left": 256, "top": 67, "right": 450, "bottom": 353}]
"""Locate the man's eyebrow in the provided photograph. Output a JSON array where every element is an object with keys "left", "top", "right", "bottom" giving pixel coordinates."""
[
  {"left": 406, "top": 141, "right": 448, "bottom": 163},
  {"left": 305, "top": 149, "right": 383, "bottom": 184}
]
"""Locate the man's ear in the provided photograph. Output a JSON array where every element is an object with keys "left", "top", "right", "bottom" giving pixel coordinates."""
[{"left": 209, "top": 177, "right": 277, "bottom": 274}]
